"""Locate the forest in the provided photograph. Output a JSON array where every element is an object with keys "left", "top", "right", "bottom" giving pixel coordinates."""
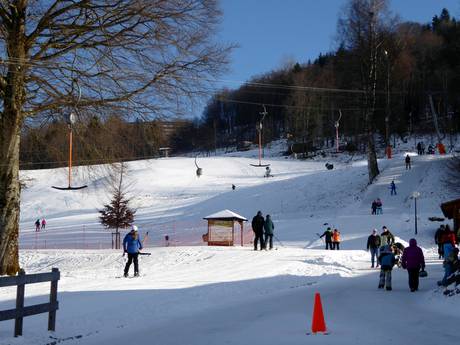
[{"left": 20, "top": 6, "right": 460, "bottom": 167}]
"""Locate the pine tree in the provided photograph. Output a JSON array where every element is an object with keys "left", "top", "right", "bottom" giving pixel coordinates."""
[
  {"left": 99, "top": 190, "right": 135, "bottom": 249},
  {"left": 99, "top": 163, "right": 135, "bottom": 249}
]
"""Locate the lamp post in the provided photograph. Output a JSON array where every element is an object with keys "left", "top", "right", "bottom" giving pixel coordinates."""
[{"left": 412, "top": 191, "right": 420, "bottom": 235}]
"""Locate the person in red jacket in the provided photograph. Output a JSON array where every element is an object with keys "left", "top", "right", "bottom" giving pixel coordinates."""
[{"left": 401, "top": 238, "right": 425, "bottom": 292}]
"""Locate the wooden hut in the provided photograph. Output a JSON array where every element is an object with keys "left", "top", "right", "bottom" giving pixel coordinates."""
[
  {"left": 440, "top": 198, "right": 460, "bottom": 231},
  {"left": 203, "top": 210, "right": 247, "bottom": 246}
]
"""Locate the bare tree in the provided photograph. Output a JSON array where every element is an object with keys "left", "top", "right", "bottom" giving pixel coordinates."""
[
  {"left": 337, "top": 0, "right": 393, "bottom": 183},
  {"left": 0, "top": 0, "right": 232, "bottom": 275}
]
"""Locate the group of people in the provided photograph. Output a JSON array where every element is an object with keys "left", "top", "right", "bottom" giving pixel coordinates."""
[
  {"left": 434, "top": 224, "right": 460, "bottom": 288},
  {"left": 319, "top": 227, "right": 341, "bottom": 250},
  {"left": 371, "top": 198, "right": 383, "bottom": 215},
  {"left": 34, "top": 218, "right": 46, "bottom": 232},
  {"left": 416, "top": 141, "right": 435, "bottom": 155},
  {"left": 251, "top": 211, "right": 275, "bottom": 250},
  {"left": 367, "top": 226, "right": 425, "bottom": 292}
]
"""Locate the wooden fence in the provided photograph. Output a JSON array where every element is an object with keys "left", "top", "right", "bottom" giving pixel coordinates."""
[{"left": 0, "top": 268, "right": 60, "bottom": 337}]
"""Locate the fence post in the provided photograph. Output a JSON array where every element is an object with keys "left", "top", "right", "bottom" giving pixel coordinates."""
[
  {"left": 48, "top": 268, "right": 59, "bottom": 331},
  {"left": 14, "top": 269, "right": 25, "bottom": 337}
]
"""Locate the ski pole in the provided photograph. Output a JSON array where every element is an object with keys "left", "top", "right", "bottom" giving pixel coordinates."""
[{"left": 273, "top": 234, "right": 284, "bottom": 247}]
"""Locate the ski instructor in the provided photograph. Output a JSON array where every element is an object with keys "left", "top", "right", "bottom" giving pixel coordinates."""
[{"left": 123, "top": 225, "right": 143, "bottom": 277}]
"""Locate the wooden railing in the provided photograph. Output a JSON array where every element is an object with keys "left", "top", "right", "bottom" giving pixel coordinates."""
[{"left": 0, "top": 268, "right": 60, "bottom": 337}]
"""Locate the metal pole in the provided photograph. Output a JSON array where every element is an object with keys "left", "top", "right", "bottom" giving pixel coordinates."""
[
  {"left": 258, "top": 124, "right": 262, "bottom": 165},
  {"left": 68, "top": 127, "right": 72, "bottom": 188},
  {"left": 414, "top": 197, "right": 418, "bottom": 235}
]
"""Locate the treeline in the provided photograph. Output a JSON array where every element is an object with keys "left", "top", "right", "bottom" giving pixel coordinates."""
[
  {"left": 20, "top": 116, "right": 169, "bottom": 169},
  {"left": 187, "top": 6, "right": 460, "bottom": 153}
]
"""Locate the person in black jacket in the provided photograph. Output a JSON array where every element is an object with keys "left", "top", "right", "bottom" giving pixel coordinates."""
[
  {"left": 320, "top": 227, "right": 333, "bottom": 250},
  {"left": 367, "top": 229, "right": 381, "bottom": 268},
  {"left": 251, "top": 211, "right": 265, "bottom": 251}
]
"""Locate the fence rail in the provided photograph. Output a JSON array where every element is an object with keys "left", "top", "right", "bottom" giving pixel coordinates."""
[{"left": 0, "top": 268, "right": 60, "bottom": 337}]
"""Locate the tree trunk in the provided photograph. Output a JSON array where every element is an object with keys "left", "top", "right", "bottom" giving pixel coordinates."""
[
  {"left": 0, "top": 118, "right": 22, "bottom": 275},
  {"left": 367, "top": 131, "right": 379, "bottom": 183},
  {"left": 0, "top": 2, "right": 27, "bottom": 275}
]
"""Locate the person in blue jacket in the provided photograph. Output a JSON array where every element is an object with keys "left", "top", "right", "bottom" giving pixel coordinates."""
[
  {"left": 123, "top": 225, "right": 143, "bottom": 277},
  {"left": 378, "top": 245, "right": 396, "bottom": 291}
]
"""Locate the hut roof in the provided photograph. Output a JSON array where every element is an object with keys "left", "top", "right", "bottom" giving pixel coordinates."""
[
  {"left": 203, "top": 209, "right": 247, "bottom": 221},
  {"left": 440, "top": 198, "right": 460, "bottom": 219}
]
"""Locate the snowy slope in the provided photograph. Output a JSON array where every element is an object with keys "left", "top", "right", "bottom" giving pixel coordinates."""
[{"left": 1, "top": 149, "right": 458, "bottom": 345}]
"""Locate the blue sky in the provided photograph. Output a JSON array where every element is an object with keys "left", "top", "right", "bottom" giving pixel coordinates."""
[{"left": 217, "top": 0, "right": 460, "bottom": 87}]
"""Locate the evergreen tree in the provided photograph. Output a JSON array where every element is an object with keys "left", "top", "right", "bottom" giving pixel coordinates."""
[
  {"left": 99, "top": 190, "right": 135, "bottom": 249},
  {"left": 99, "top": 163, "right": 135, "bottom": 249}
]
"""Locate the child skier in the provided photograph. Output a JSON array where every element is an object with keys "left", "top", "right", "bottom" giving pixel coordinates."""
[{"left": 378, "top": 245, "right": 396, "bottom": 291}]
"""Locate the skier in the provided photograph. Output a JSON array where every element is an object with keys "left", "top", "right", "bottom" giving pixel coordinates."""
[
  {"left": 434, "top": 225, "right": 445, "bottom": 259},
  {"left": 320, "top": 227, "right": 333, "bottom": 250},
  {"left": 251, "top": 211, "right": 265, "bottom": 251},
  {"left": 367, "top": 229, "right": 381, "bottom": 268},
  {"left": 390, "top": 181, "right": 397, "bottom": 196},
  {"left": 416, "top": 142, "right": 422, "bottom": 155},
  {"left": 405, "top": 154, "right": 411, "bottom": 170},
  {"left": 332, "top": 229, "right": 341, "bottom": 250},
  {"left": 421, "top": 142, "right": 425, "bottom": 155},
  {"left": 123, "top": 225, "right": 143, "bottom": 277},
  {"left": 34, "top": 219, "right": 40, "bottom": 232},
  {"left": 232, "top": 184, "right": 236, "bottom": 190},
  {"left": 401, "top": 238, "right": 425, "bottom": 292},
  {"left": 378, "top": 245, "right": 396, "bottom": 291},
  {"left": 41, "top": 218, "right": 46, "bottom": 230},
  {"left": 263, "top": 214, "right": 274, "bottom": 250},
  {"left": 380, "top": 226, "right": 395, "bottom": 246}
]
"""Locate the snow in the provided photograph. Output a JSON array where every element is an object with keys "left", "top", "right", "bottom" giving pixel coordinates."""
[{"left": 1, "top": 143, "right": 458, "bottom": 345}]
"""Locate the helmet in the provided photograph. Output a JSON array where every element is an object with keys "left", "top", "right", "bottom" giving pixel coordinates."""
[{"left": 131, "top": 225, "right": 138, "bottom": 232}]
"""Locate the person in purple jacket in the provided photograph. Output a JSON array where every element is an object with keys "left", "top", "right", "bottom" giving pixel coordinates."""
[{"left": 401, "top": 238, "right": 425, "bottom": 292}]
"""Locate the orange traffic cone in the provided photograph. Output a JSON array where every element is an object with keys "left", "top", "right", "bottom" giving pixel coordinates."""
[{"left": 311, "top": 292, "right": 327, "bottom": 334}]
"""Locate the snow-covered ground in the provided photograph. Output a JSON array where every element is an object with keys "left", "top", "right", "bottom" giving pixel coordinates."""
[{"left": 1, "top": 144, "right": 458, "bottom": 345}]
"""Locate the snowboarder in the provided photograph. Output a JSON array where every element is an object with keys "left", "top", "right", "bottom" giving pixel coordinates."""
[
  {"left": 390, "top": 181, "right": 397, "bottom": 196},
  {"left": 434, "top": 225, "right": 445, "bottom": 259},
  {"left": 332, "top": 229, "right": 341, "bottom": 250},
  {"left": 378, "top": 245, "right": 396, "bottom": 291},
  {"left": 41, "top": 218, "right": 46, "bottom": 230},
  {"left": 401, "top": 238, "right": 425, "bottom": 292},
  {"left": 232, "top": 184, "right": 236, "bottom": 190},
  {"left": 380, "top": 226, "right": 395, "bottom": 246},
  {"left": 123, "top": 225, "right": 143, "bottom": 277},
  {"left": 35, "top": 219, "right": 40, "bottom": 232},
  {"left": 367, "top": 229, "right": 381, "bottom": 268},
  {"left": 320, "top": 227, "right": 333, "bottom": 250},
  {"left": 405, "top": 154, "right": 411, "bottom": 170},
  {"left": 251, "top": 211, "right": 265, "bottom": 251},
  {"left": 263, "top": 214, "right": 275, "bottom": 250}
]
